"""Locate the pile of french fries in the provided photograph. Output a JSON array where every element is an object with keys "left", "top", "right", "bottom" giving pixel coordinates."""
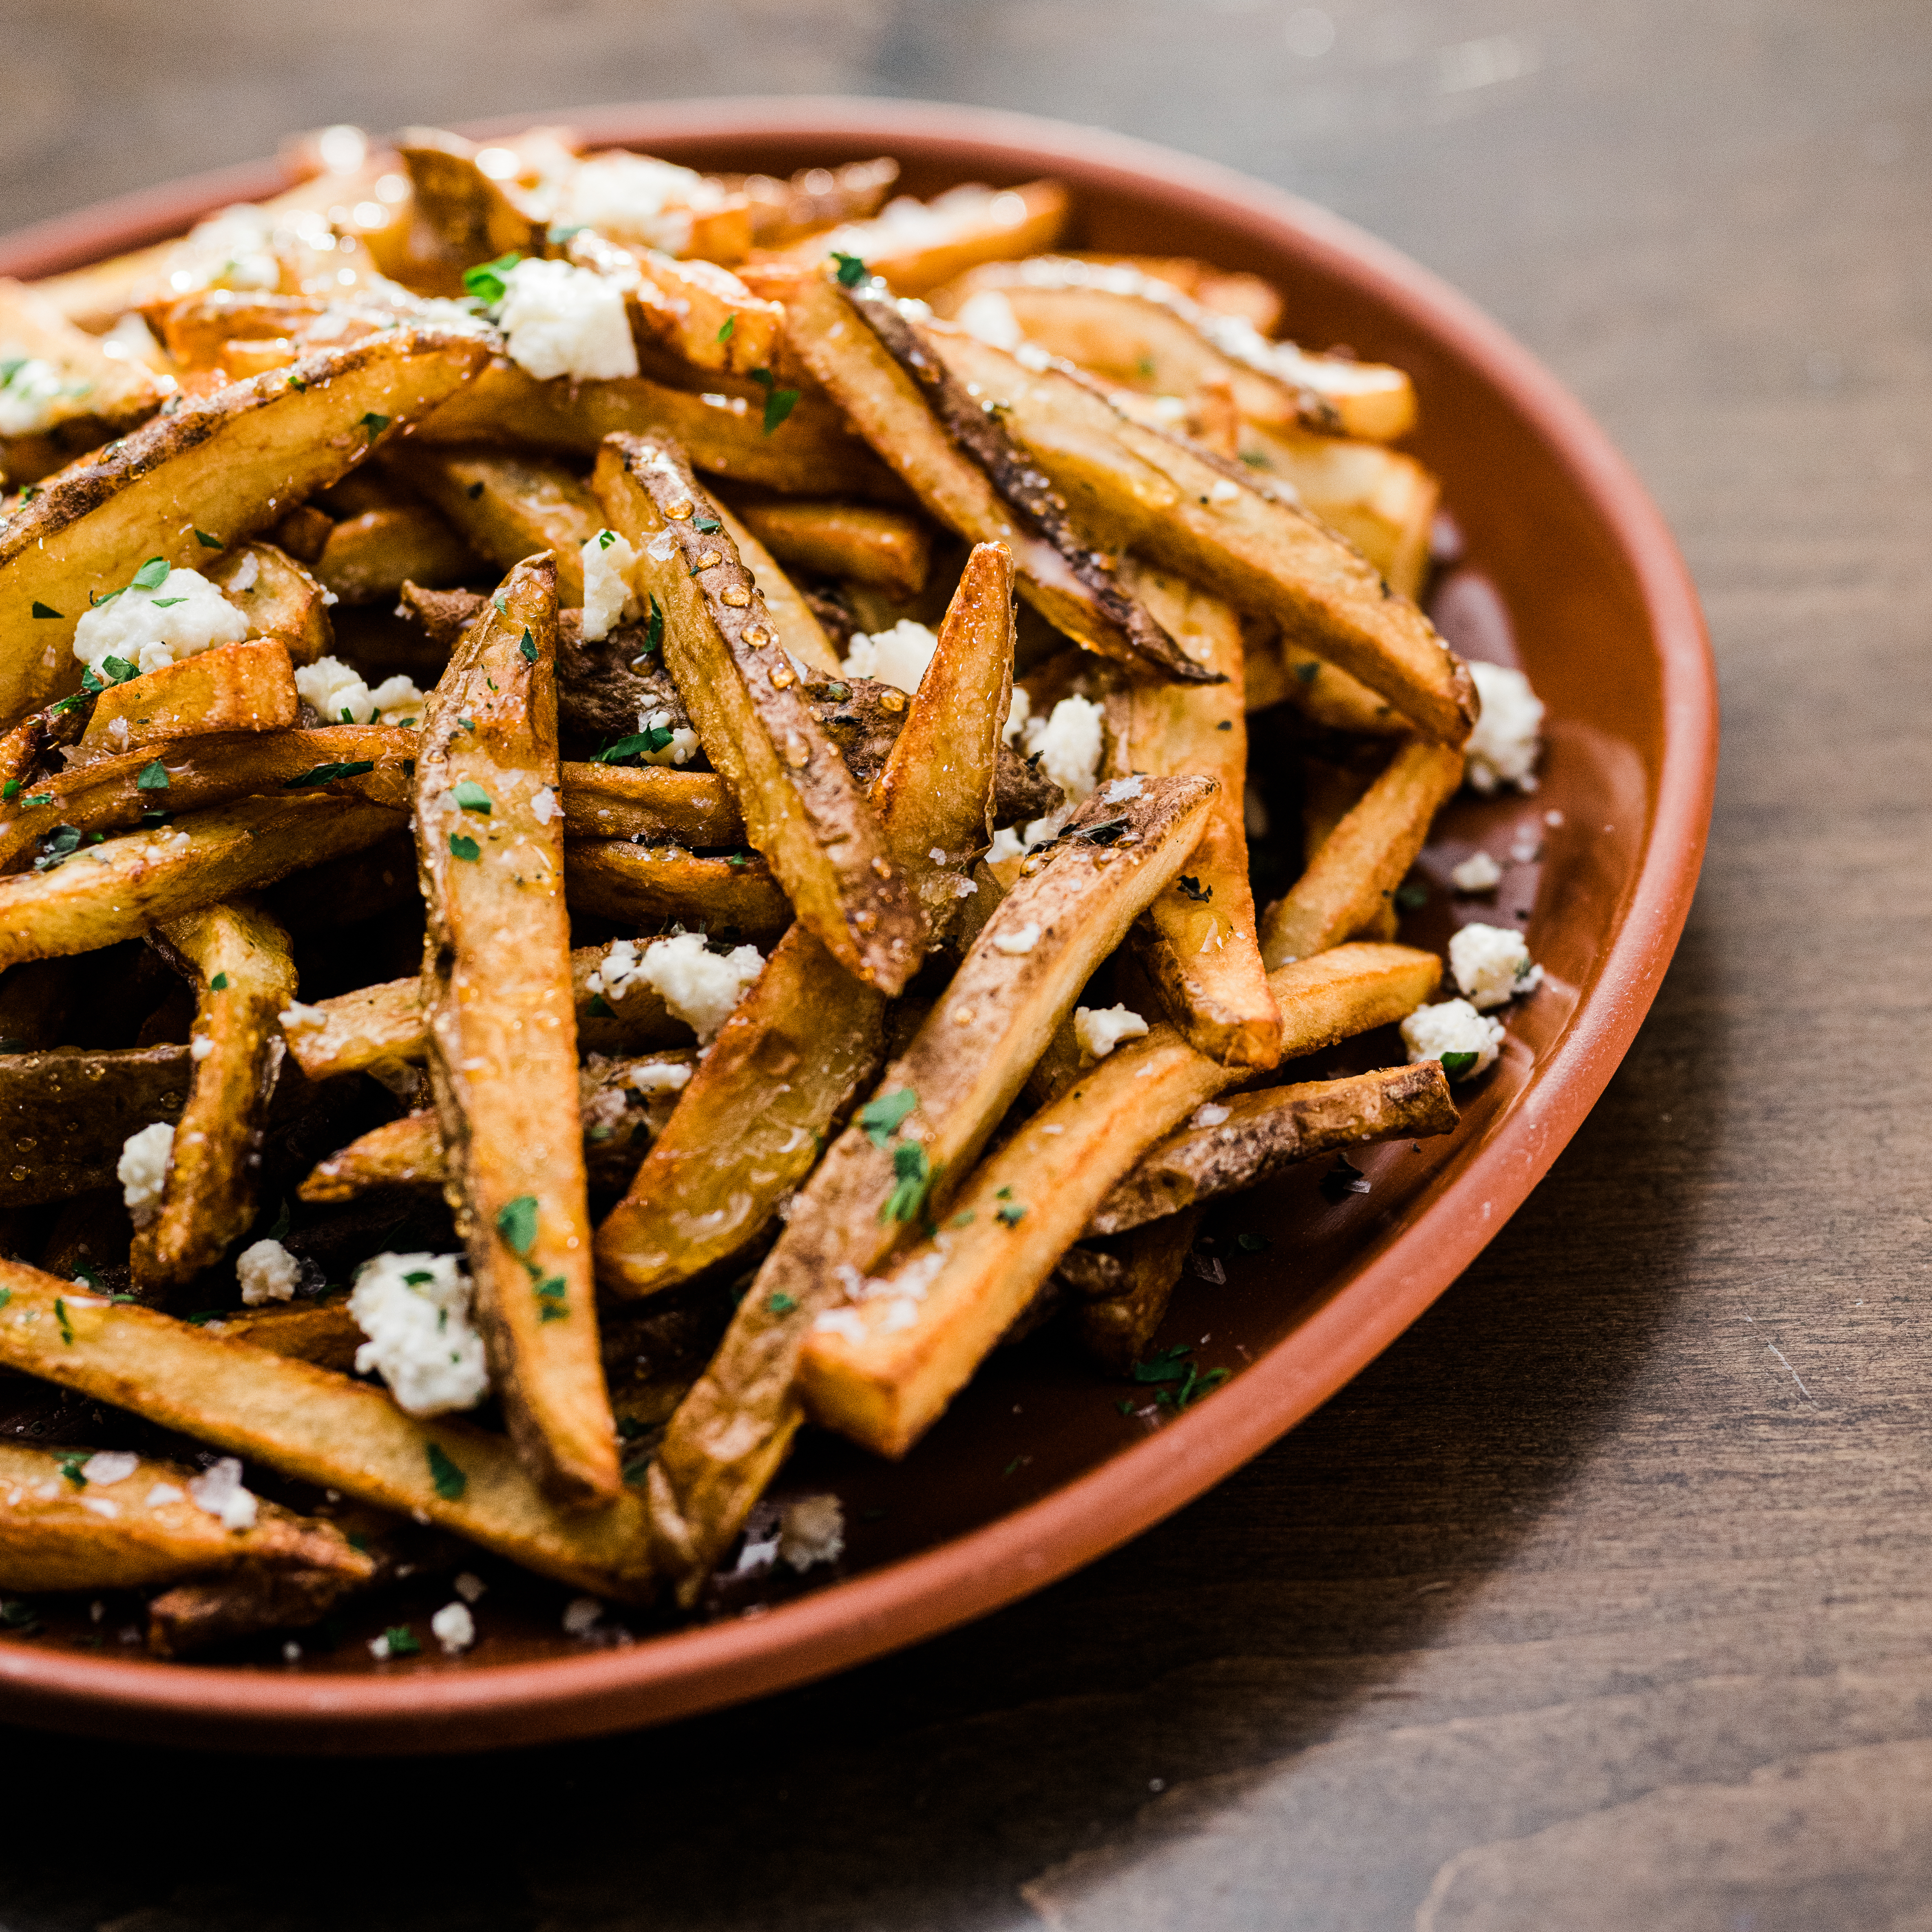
[{"left": 0, "top": 121, "right": 1543, "bottom": 1658}]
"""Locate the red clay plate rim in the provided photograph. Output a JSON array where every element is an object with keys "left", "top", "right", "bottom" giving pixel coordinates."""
[{"left": 0, "top": 98, "right": 1716, "bottom": 1752}]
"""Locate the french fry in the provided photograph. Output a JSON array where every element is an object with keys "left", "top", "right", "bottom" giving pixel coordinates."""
[
  {"left": 730, "top": 157, "right": 899, "bottom": 250},
  {"left": 1119, "top": 564, "right": 1280, "bottom": 1068},
  {"left": 203, "top": 541, "right": 334, "bottom": 663},
  {"left": 732, "top": 499, "right": 933, "bottom": 599},
  {"left": 197, "top": 1295, "right": 361, "bottom": 1371},
  {"left": 595, "top": 433, "right": 924, "bottom": 991},
  {"left": 396, "top": 126, "right": 544, "bottom": 284},
  {"left": 0, "top": 794, "right": 404, "bottom": 971},
  {"left": 0, "top": 1439, "right": 376, "bottom": 1593},
  {"left": 1062, "top": 252, "right": 1284, "bottom": 332},
  {"left": 416, "top": 555, "right": 618, "bottom": 1503},
  {"left": 416, "top": 356, "right": 901, "bottom": 500},
  {"left": 644, "top": 774, "right": 1216, "bottom": 1598},
  {"left": 0, "top": 327, "right": 489, "bottom": 727},
  {"left": 564, "top": 841, "right": 792, "bottom": 940},
  {"left": 314, "top": 500, "right": 476, "bottom": 603},
  {"left": 77, "top": 639, "right": 298, "bottom": 758},
  {"left": 0, "top": 1045, "right": 190, "bottom": 1205},
  {"left": 595, "top": 543, "right": 1015, "bottom": 1298},
  {"left": 385, "top": 444, "right": 601, "bottom": 604},
  {"left": 776, "top": 180, "right": 1071, "bottom": 296},
  {"left": 1274, "top": 641, "right": 1409, "bottom": 736},
  {"left": 130, "top": 897, "right": 298, "bottom": 1293},
  {"left": 566, "top": 229, "right": 785, "bottom": 374},
  {"left": 799, "top": 943, "right": 1442, "bottom": 1455},
  {"left": 928, "top": 327, "right": 1476, "bottom": 744},
  {"left": 146, "top": 1559, "right": 372, "bottom": 1659},
  {"left": 1070, "top": 1209, "right": 1203, "bottom": 1373},
  {"left": 0, "top": 1267, "right": 655, "bottom": 1598},
  {"left": 1087, "top": 1061, "right": 1456, "bottom": 1236},
  {"left": 557, "top": 763, "right": 745, "bottom": 845},
  {"left": 1260, "top": 738, "right": 1465, "bottom": 967},
  {"left": 714, "top": 503, "right": 841, "bottom": 672}
]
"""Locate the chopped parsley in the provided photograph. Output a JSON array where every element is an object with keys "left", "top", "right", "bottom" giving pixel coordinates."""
[
  {"left": 518, "top": 628, "right": 537, "bottom": 663},
  {"left": 426, "top": 1442, "right": 467, "bottom": 1501},
  {"left": 996, "top": 1199, "right": 1027, "bottom": 1227},
  {"left": 462, "top": 252, "right": 521, "bottom": 304},
  {"left": 33, "top": 825, "right": 81, "bottom": 871},
  {"left": 452, "top": 779, "right": 493, "bottom": 814},
  {"left": 54, "top": 1298, "right": 73, "bottom": 1344},
  {"left": 592, "top": 725, "right": 674, "bottom": 763},
  {"left": 747, "top": 367, "right": 800, "bottom": 435},
  {"left": 210, "top": 972, "right": 229, "bottom": 990},
  {"left": 881, "top": 1141, "right": 934, "bottom": 1224},
  {"left": 596, "top": 528, "right": 617, "bottom": 550},
  {"left": 194, "top": 527, "right": 222, "bottom": 548},
  {"left": 57, "top": 1453, "right": 87, "bottom": 1488},
  {"left": 832, "top": 251, "right": 867, "bottom": 287},
  {"left": 1440, "top": 1050, "right": 1479, "bottom": 1081},
  {"left": 642, "top": 593, "right": 664, "bottom": 653},
  {"left": 449, "top": 832, "right": 480, "bottom": 861},
  {"left": 860, "top": 1088, "right": 918, "bottom": 1146},
  {"left": 360, "top": 412, "right": 390, "bottom": 437},
  {"left": 586, "top": 993, "right": 614, "bottom": 1017},
  {"left": 283, "top": 760, "right": 375, "bottom": 789},
  {"left": 21, "top": 792, "right": 49, "bottom": 807},
  {"left": 1, "top": 781, "right": 17, "bottom": 801},
  {"left": 380, "top": 1624, "right": 422, "bottom": 1657},
  {"left": 1235, "top": 1231, "right": 1271, "bottom": 1253},
  {"left": 467, "top": 480, "right": 485, "bottom": 499},
  {"left": 1294, "top": 659, "right": 1320, "bottom": 685},
  {"left": 132, "top": 555, "right": 170, "bottom": 591},
  {"left": 691, "top": 513, "right": 722, "bottom": 534},
  {"left": 30, "top": 603, "right": 60, "bottom": 619},
  {"left": 767, "top": 1291, "right": 798, "bottom": 1315},
  {"left": 1176, "top": 874, "right": 1212, "bottom": 903},
  {"left": 1128, "top": 1342, "right": 1229, "bottom": 1410},
  {"left": 287, "top": 373, "right": 307, "bottom": 392},
  {"left": 135, "top": 760, "right": 169, "bottom": 792},
  {"left": 715, "top": 315, "right": 736, "bottom": 344},
  {"left": 495, "top": 1193, "right": 539, "bottom": 1257}
]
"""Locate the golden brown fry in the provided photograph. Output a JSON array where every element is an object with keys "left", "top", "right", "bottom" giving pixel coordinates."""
[
  {"left": 0, "top": 327, "right": 488, "bottom": 727},
  {"left": 0, "top": 279, "right": 166, "bottom": 484},
  {"left": 713, "top": 503, "right": 841, "bottom": 672},
  {"left": 1071, "top": 1209, "right": 1203, "bottom": 1373},
  {"left": 1260, "top": 738, "right": 1465, "bottom": 967},
  {"left": 733, "top": 499, "right": 932, "bottom": 599},
  {"left": 567, "top": 229, "right": 785, "bottom": 374},
  {"left": 203, "top": 541, "right": 334, "bottom": 663},
  {"left": 314, "top": 501, "right": 475, "bottom": 603},
  {"left": 564, "top": 841, "right": 792, "bottom": 940},
  {"left": 0, "top": 1045, "right": 189, "bottom": 1205},
  {"left": 0, "top": 1439, "right": 376, "bottom": 1593},
  {"left": 396, "top": 126, "right": 544, "bottom": 284},
  {"left": 416, "top": 356, "right": 901, "bottom": 500},
  {"left": 0, "top": 1266, "right": 655, "bottom": 1598},
  {"left": 1061, "top": 253, "right": 1283, "bottom": 333},
  {"left": 1088, "top": 1061, "right": 1456, "bottom": 1236},
  {"left": 1273, "top": 640, "right": 1409, "bottom": 735},
  {"left": 198, "top": 1295, "right": 361, "bottom": 1372},
  {"left": 146, "top": 1560, "right": 370, "bottom": 1658},
  {"left": 729, "top": 157, "right": 899, "bottom": 250},
  {"left": 799, "top": 943, "right": 1442, "bottom": 1455},
  {"left": 595, "top": 433, "right": 923, "bottom": 990},
  {"left": 644, "top": 774, "right": 1215, "bottom": 1598},
  {"left": 385, "top": 444, "right": 601, "bottom": 604},
  {"left": 776, "top": 180, "right": 1070, "bottom": 296},
  {"left": 557, "top": 763, "right": 744, "bottom": 845},
  {"left": 416, "top": 556, "right": 617, "bottom": 1504},
  {"left": 77, "top": 639, "right": 298, "bottom": 757},
  {"left": 1120, "top": 565, "right": 1280, "bottom": 1068},
  {"left": 0, "top": 794, "right": 403, "bottom": 970},
  {"left": 130, "top": 897, "right": 298, "bottom": 1293}
]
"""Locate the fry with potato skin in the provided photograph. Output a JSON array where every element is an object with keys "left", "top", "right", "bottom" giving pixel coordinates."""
[
  {"left": 0, "top": 1267, "right": 655, "bottom": 1598},
  {"left": 202, "top": 540, "right": 335, "bottom": 665},
  {"left": 75, "top": 639, "right": 298, "bottom": 759},
  {"left": 563, "top": 841, "right": 793, "bottom": 941},
  {"left": 798, "top": 944, "right": 1443, "bottom": 1454},
  {"left": 1260, "top": 737, "right": 1466, "bottom": 968},
  {"left": 1070, "top": 1209, "right": 1203, "bottom": 1374},
  {"left": 566, "top": 228, "right": 786, "bottom": 374},
  {"left": 558, "top": 765, "right": 744, "bottom": 846},
  {"left": 415, "top": 555, "right": 618, "bottom": 1505},
  {"left": 713, "top": 502, "right": 842, "bottom": 673},
  {"left": 595, "top": 433, "right": 924, "bottom": 993},
  {"left": 733, "top": 499, "right": 933, "bottom": 599},
  {"left": 0, "top": 1045, "right": 190, "bottom": 1205}
]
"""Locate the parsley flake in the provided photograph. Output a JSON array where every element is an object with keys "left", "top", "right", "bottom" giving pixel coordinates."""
[
  {"left": 452, "top": 779, "right": 493, "bottom": 814},
  {"left": 194, "top": 527, "right": 222, "bottom": 548},
  {"left": 1, "top": 781, "right": 17, "bottom": 802},
  {"left": 54, "top": 1298, "right": 73, "bottom": 1344},
  {"left": 716, "top": 315, "right": 736, "bottom": 343},
  {"left": 283, "top": 759, "right": 375, "bottom": 789},
  {"left": 860, "top": 1088, "right": 918, "bottom": 1146},
  {"left": 1440, "top": 1050, "right": 1479, "bottom": 1081},
  {"left": 881, "top": 1141, "right": 934, "bottom": 1224},
  {"left": 518, "top": 628, "right": 536, "bottom": 663},
  {"left": 1236, "top": 1231, "right": 1271, "bottom": 1253},
  {"left": 495, "top": 1193, "right": 539, "bottom": 1257},
  {"left": 462, "top": 252, "right": 521, "bottom": 304},
  {"left": 1394, "top": 881, "right": 1428, "bottom": 912},
  {"left": 380, "top": 1623, "right": 422, "bottom": 1657},
  {"left": 747, "top": 367, "right": 800, "bottom": 435},
  {"left": 135, "top": 760, "right": 169, "bottom": 792},
  {"left": 996, "top": 1200, "right": 1027, "bottom": 1227},
  {"left": 360, "top": 412, "right": 390, "bottom": 437},
  {"left": 57, "top": 1452, "right": 87, "bottom": 1488},
  {"left": 449, "top": 832, "right": 480, "bottom": 861},
  {"left": 287, "top": 373, "right": 307, "bottom": 392},
  {"left": 767, "top": 1291, "right": 798, "bottom": 1315},
  {"left": 30, "top": 602, "right": 60, "bottom": 619},
  {"left": 133, "top": 557, "right": 171, "bottom": 595},
  {"left": 642, "top": 593, "right": 664, "bottom": 654},
  {"left": 1294, "top": 659, "right": 1321, "bottom": 685},
  {"left": 832, "top": 250, "right": 867, "bottom": 286},
  {"left": 210, "top": 972, "right": 229, "bottom": 990},
  {"left": 426, "top": 1442, "right": 466, "bottom": 1501},
  {"left": 467, "top": 480, "right": 485, "bottom": 498}
]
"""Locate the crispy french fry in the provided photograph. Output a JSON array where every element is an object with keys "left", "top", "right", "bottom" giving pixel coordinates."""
[
  {"left": 1061, "top": 252, "right": 1284, "bottom": 332},
  {"left": 1273, "top": 640, "right": 1409, "bottom": 735},
  {"left": 197, "top": 1295, "right": 361, "bottom": 1372},
  {"left": 0, "top": 279, "right": 166, "bottom": 485},
  {"left": 416, "top": 556, "right": 617, "bottom": 1503},
  {"left": 713, "top": 503, "right": 840, "bottom": 672},
  {"left": 1088, "top": 1060, "right": 1455, "bottom": 1236},
  {"left": 130, "top": 898, "right": 298, "bottom": 1293},
  {"left": 595, "top": 433, "right": 924, "bottom": 990},
  {"left": 146, "top": 1559, "right": 371, "bottom": 1658},
  {"left": 567, "top": 229, "right": 785, "bottom": 374},
  {"left": 0, "top": 1267, "right": 655, "bottom": 1597},
  {"left": 77, "top": 639, "right": 298, "bottom": 758},
  {"left": 314, "top": 500, "right": 475, "bottom": 603},
  {"left": 0, "top": 794, "right": 403, "bottom": 971},
  {"left": 644, "top": 774, "right": 1215, "bottom": 1598},
  {"left": 928, "top": 327, "right": 1476, "bottom": 744},
  {"left": 203, "top": 541, "right": 334, "bottom": 663},
  {"left": 733, "top": 499, "right": 932, "bottom": 599},
  {"left": 0, "top": 1045, "right": 190, "bottom": 1205},
  {"left": 416, "top": 356, "right": 902, "bottom": 500},
  {"left": 595, "top": 543, "right": 1013, "bottom": 1297},
  {"left": 777, "top": 180, "right": 1070, "bottom": 296},
  {"left": 557, "top": 763, "right": 745, "bottom": 845},
  {"left": 1119, "top": 564, "right": 1280, "bottom": 1068},
  {"left": 396, "top": 126, "right": 544, "bottom": 282},
  {"left": 1070, "top": 1209, "right": 1203, "bottom": 1373},
  {"left": 0, "top": 327, "right": 488, "bottom": 727},
  {"left": 729, "top": 157, "right": 899, "bottom": 249},
  {"left": 564, "top": 841, "right": 792, "bottom": 940},
  {"left": 385, "top": 444, "right": 601, "bottom": 604},
  {"left": 1260, "top": 738, "right": 1465, "bottom": 967},
  {"left": 0, "top": 1439, "right": 376, "bottom": 1593},
  {"left": 799, "top": 942, "right": 1441, "bottom": 1455}
]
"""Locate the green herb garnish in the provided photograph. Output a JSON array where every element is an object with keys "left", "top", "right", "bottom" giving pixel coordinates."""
[
  {"left": 135, "top": 760, "right": 169, "bottom": 792},
  {"left": 860, "top": 1088, "right": 918, "bottom": 1146},
  {"left": 462, "top": 252, "right": 521, "bottom": 304},
  {"left": 426, "top": 1442, "right": 466, "bottom": 1501},
  {"left": 452, "top": 779, "right": 493, "bottom": 814},
  {"left": 283, "top": 760, "right": 375, "bottom": 789},
  {"left": 518, "top": 628, "right": 536, "bottom": 663},
  {"left": 495, "top": 1194, "right": 539, "bottom": 1257},
  {"left": 1439, "top": 1050, "right": 1478, "bottom": 1081},
  {"left": 194, "top": 527, "right": 222, "bottom": 548},
  {"left": 449, "top": 832, "right": 480, "bottom": 861},
  {"left": 832, "top": 251, "right": 867, "bottom": 287},
  {"left": 715, "top": 315, "right": 736, "bottom": 344},
  {"left": 767, "top": 1292, "right": 798, "bottom": 1315},
  {"left": 30, "top": 603, "right": 60, "bottom": 619}
]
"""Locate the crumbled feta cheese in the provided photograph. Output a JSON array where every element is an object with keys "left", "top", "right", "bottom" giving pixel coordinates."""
[
  {"left": 986, "top": 826, "right": 1026, "bottom": 868},
  {"left": 634, "top": 707, "right": 701, "bottom": 765},
  {"left": 1208, "top": 477, "right": 1242, "bottom": 505},
  {"left": 778, "top": 1493, "right": 845, "bottom": 1573},
  {"left": 813, "top": 1307, "right": 867, "bottom": 1343},
  {"left": 561, "top": 1596, "right": 604, "bottom": 1636},
  {"left": 431, "top": 1600, "right": 476, "bottom": 1654},
  {"left": 1450, "top": 851, "right": 1503, "bottom": 893},
  {"left": 80, "top": 1450, "right": 138, "bottom": 1487},
  {"left": 556, "top": 152, "right": 720, "bottom": 254},
  {"left": 580, "top": 529, "right": 639, "bottom": 640},
  {"left": 497, "top": 257, "right": 638, "bottom": 383},
  {"left": 187, "top": 1457, "right": 258, "bottom": 1532},
  {"left": 283, "top": 1641, "right": 302, "bottom": 1662},
  {"left": 628, "top": 1060, "right": 692, "bottom": 1095},
  {"left": 843, "top": 618, "right": 939, "bottom": 694},
  {"left": 0, "top": 356, "right": 76, "bottom": 436},
  {"left": 294, "top": 655, "right": 423, "bottom": 726},
  {"left": 1192, "top": 1104, "right": 1230, "bottom": 1129},
  {"left": 1001, "top": 684, "right": 1031, "bottom": 747},
  {"left": 1448, "top": 922, "right": 1544, "bottom": 1010},
  {"left": 184, "top": 204, "right": 281, "bottom": 292},
  {"left": 1074, "top": 1004, "right": 1149, "bottom": 1059},
  {"left": 1464, "top": 661, "right": 1544, "bottom": 794},
  {"left": 117, "top": 1121, "right": 174, "bottom": 1223},
  {"left": 367, "top": 1633, "right": 394, "bottom": 1660},
  {"left": 993, "top": 922, "right": 1040, "bottom": 955},
  {"left": 145, "top": 1481, "right": 186, "bottom": 1508},
  {"left": 634, "top": 931, "right": 764, "bottom": 1043},
  {"left": 955, "top": 288, "right": 1024, "bottom": 350},
  {"left": 348, "top": 1251, "right": 490, "bottom": 1417},
  {"left": 1021, "top": 694, "right": 1104, "bottom": 803},
  {"left": 453, "top": 1572, "right": 487, "bottom": 1604},
  {"left": 72, "top": 568, "right": 247, "bottom": 677},
  {"left": 236, "top": 1236, "right": 301, "bottom": 1306},
  {"left": 189, "top": 1034, "right": 214, "bottom": 1061},
  {"left": 1401, "top": 997, "right": 1506, "bottom": 1079},
  {"left": 531, "top": 785, "right": 559, "bottom": 826},
  {"left": 1101, "top": 774, "right": 1145, "bottom": 804}
]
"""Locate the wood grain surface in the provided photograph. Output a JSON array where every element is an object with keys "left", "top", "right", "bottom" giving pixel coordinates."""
[{"left": 2, "top": 1, "right": 1928, "bottom": 1927}]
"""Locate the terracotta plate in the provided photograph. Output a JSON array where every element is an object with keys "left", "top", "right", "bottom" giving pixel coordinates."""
[{"left": 0, "top": 97, "right": 1715, "bottom": 1753}]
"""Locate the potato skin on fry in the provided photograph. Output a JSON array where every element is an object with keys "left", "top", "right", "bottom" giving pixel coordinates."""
[
  {"left": 0, "top": 1045, "right": 190, "bottom": 1205},
  {"left": 76, "top": 638, "right": 299, "bottom": 760},
  {"left": 563, "top": 840, "right": 792, "bottom": 942},
  {"left": 733, "top": 498, "right": 933, "bottom": 599}
]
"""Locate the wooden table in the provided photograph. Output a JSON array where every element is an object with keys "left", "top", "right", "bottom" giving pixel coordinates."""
[{"left": 3, "top": 2, "right": 1928, "bottom": 1925}]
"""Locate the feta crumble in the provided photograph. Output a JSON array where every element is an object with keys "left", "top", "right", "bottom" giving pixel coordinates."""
[
  {"left": 189, "top": 1035, "right": 214, "bottom": 1061},
  {"left": 117, "top": 1121, "right": 174, "bottom": 1223},
  {"left": 778, "top": 1494, "right": 846, "bottom": 1573},
  {"left": 634, "top": 931, "right": 763, "bottom": 1043},
  {"left": 1448, "top": 922, "right": 1544, "bottom": 1010},
  {"left": 843, "top": 618, "right": 939, "bottom": 695},
  {"left": 1464, "top": 661, "right": 1545, "bottom": 794},
  {"left": 1074, "top": 1004, "right": 1149, "bottom": 1060},
  {"left": 986, "top": 826, "right": 1026, "bottom": 869},
  {"left": 80, "top": 1450, "right": 138, "bottom": 1487},
  {"left": 431, "top": 1601, "right": 476, "bottom": 1654},
  {"left": 555, "top": 151, "right": 725, "bottom": 255},
  {"left": 993, "top": 922, "right": 1040, "bottom": 955},
  {"left": 634, "top": 707, "right": 700, "bottom": 765},
  {"left": 955, "top": 288, "right": 1024, "bottom": 351},
  {"left": 531, "top": 785, "right": 559, "bottom": 826},
  {"left": 72, "top": 568, "right": 248, "bottom": 677},
  {"left": 0, "top": 356, "right": 76, "bottom": 436},
  {"left": 496, "top": 257, "right": 638, "bottom": 383},
  {"left": 1450, "top": 851, "right": 1503, "bottom": 893},
  {"left": 579, "top": 529, "right": 639, "bottom": 640},
  {"left": 348, "top": 1251, "right": 490, "bottom": 1417},
  {"left": 187, "top": 1457, "right": 258, "bottom": 1532},
  {"left": 628, "top": 1060, "right": 692, "bottom": 1095},
  {"left": 236, "top": 1236, "right": 301, "bottom": 1306},
  {"left": 294, "top": 655, "right": 424, "bottom": 727},
  {"left": 145, "top": 1482, "right": 186, "bottom": 1508},
  {"left": 1401, "top": 998, "right": 1506, "bottom": 1079},
  {"left": 1021, "top": 694, "right": 1104, "bottom": 804},
  {"left": 1101, "top": 774, "right": 1145, "bottom": 804}
]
